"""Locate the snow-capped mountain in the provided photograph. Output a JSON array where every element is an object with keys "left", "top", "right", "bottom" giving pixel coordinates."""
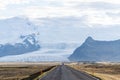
[
  {"left": 0, "top": 16, "right": 41, "bottom": 57},
  {"left": 0, "top": 16, "right": 79, "bottom": 61},
  {"left": 0, "top": 16, "right": 37, "bottom": 44},
  {"left": 0, "top": 34, "right": 40, "bottom": 57},
  {"left": 1, "top": 16, "right": 120, "bottom": 62}
]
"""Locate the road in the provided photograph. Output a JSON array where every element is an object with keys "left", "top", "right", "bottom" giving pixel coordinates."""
[{"left": 39, "top": 65, "right": 99, "bottom": 80}]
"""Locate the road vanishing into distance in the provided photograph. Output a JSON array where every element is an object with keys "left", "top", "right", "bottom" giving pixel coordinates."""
[{"left": 39, "top": 65, "right": 99, "bottom": 80}]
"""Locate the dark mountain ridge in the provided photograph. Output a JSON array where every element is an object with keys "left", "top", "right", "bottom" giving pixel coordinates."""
[{"left": 69, "top": 37, "right": 120, "bottom": 62}]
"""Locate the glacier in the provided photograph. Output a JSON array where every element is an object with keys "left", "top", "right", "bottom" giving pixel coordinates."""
[
  {"left": 0, "top": 16, "right": 120, "bottom": 62},
  {"left": 0, "top": 49, "right": 71, "bottom": 62}
]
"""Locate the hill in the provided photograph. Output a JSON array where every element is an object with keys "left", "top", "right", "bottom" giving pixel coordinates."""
[{"left": 69, "top": 37, "right": 120, "bottom": 62}]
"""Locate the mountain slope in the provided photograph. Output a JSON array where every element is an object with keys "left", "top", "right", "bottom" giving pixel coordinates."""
[
  {"left": 0, "top": 17, "right": 41, "bottom": 57},
  {"left": 1, "top": 16, "right": 120, "bottom": 62},
  {"left": 0, "top": 17, "right": 78, "bottom": 61},
  {"left": 69, "top": 37, "right": 120, "bottom": 62},
  {"left": 0, "top": 34, "right": 40, "bottom": 57}
]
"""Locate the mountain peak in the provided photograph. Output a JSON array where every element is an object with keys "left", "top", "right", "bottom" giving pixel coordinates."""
[
  {"left": 69, "top": 37, "right": 120, "bottom": 62},
  {"left": 85, "top": 36, "right": 94, "bottom": 42}
]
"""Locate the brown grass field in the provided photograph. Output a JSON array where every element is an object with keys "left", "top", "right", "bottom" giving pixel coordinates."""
[
  {"left": 0, "top": 62, "right": 120, "bottom": 80},
  {"left": 0, "top": 62, "right": 57, "bottom": 80},
  {"left": 69, "top": 62, "right": 120, "bottom": 80}
]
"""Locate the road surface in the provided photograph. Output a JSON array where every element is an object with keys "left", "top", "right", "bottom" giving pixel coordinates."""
[{"left": 39, "top": 65, "right": 99, "bottom": 80}]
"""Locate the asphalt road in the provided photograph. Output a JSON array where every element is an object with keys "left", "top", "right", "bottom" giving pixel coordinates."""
[{"left": 39, "top": 65, "right": 99, "bottom": 80}]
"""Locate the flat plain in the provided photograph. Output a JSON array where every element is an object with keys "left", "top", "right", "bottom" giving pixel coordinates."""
[
  {"left": 69, "top": 62, "right": 120, "bottom": 80},
  {"left": 0, "top": 62, "right": 120, "bottom": 80},
  {"left": 0, "top": 62, "right": 57, "bottom": 80}
]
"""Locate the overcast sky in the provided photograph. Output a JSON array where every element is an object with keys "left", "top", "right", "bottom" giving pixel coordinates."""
[{"left": 0, "top": 0, "right": 120, "bottom": 26}]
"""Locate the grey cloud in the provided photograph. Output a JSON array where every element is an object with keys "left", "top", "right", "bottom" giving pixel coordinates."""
[
  {"left": 49, "top": 1, "right": 64, "bottom": 7},
  {"left": 106, "top": 12, "right": 120, "bottom": 17},
  {"left": 76, "top": 2, "right": 120, "bottom": 10},
  {"left": 37, "top": 16, "right": 88, "bottom": 27}
]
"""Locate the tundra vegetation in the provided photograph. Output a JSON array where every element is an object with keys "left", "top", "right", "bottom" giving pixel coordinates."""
[
  {"left": 69, "top": 62, "right": 120, "bottom": 80},
  {"left": 0, "top": 63, "right": 56, "bottom": 80}
]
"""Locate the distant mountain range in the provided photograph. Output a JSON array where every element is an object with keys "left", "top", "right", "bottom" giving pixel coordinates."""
[
  {"left": 0, "top": 34, "right": 40, "bottom": 57},
  {"left": 69, "top": 37, "right": 120, "bottom": 62},
  {"left": 0, "top": 16, "right": 120, "bottom": 62},
  {"left": 0, "top": 17, "right": 79, "bottom": 61}
]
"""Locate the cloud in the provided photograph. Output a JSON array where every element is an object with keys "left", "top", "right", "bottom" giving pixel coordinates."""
[
  {"left": 75, "top": 2, "right": 120, "bottom": 10},
  {"left": 0, "top": 0, "right": 32, "bottom": 10},
  {"left": 0, "top": 0, "right": 120, "bottom": 26},
  {"left": 42, "top": 0, "right": 120, "bottom": 4},
  {"left": 23, "top": 1, "right": 120, "bottom": 25},
  {"left": 24, "top": 6, "right": 81, "bottom": 18}
]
